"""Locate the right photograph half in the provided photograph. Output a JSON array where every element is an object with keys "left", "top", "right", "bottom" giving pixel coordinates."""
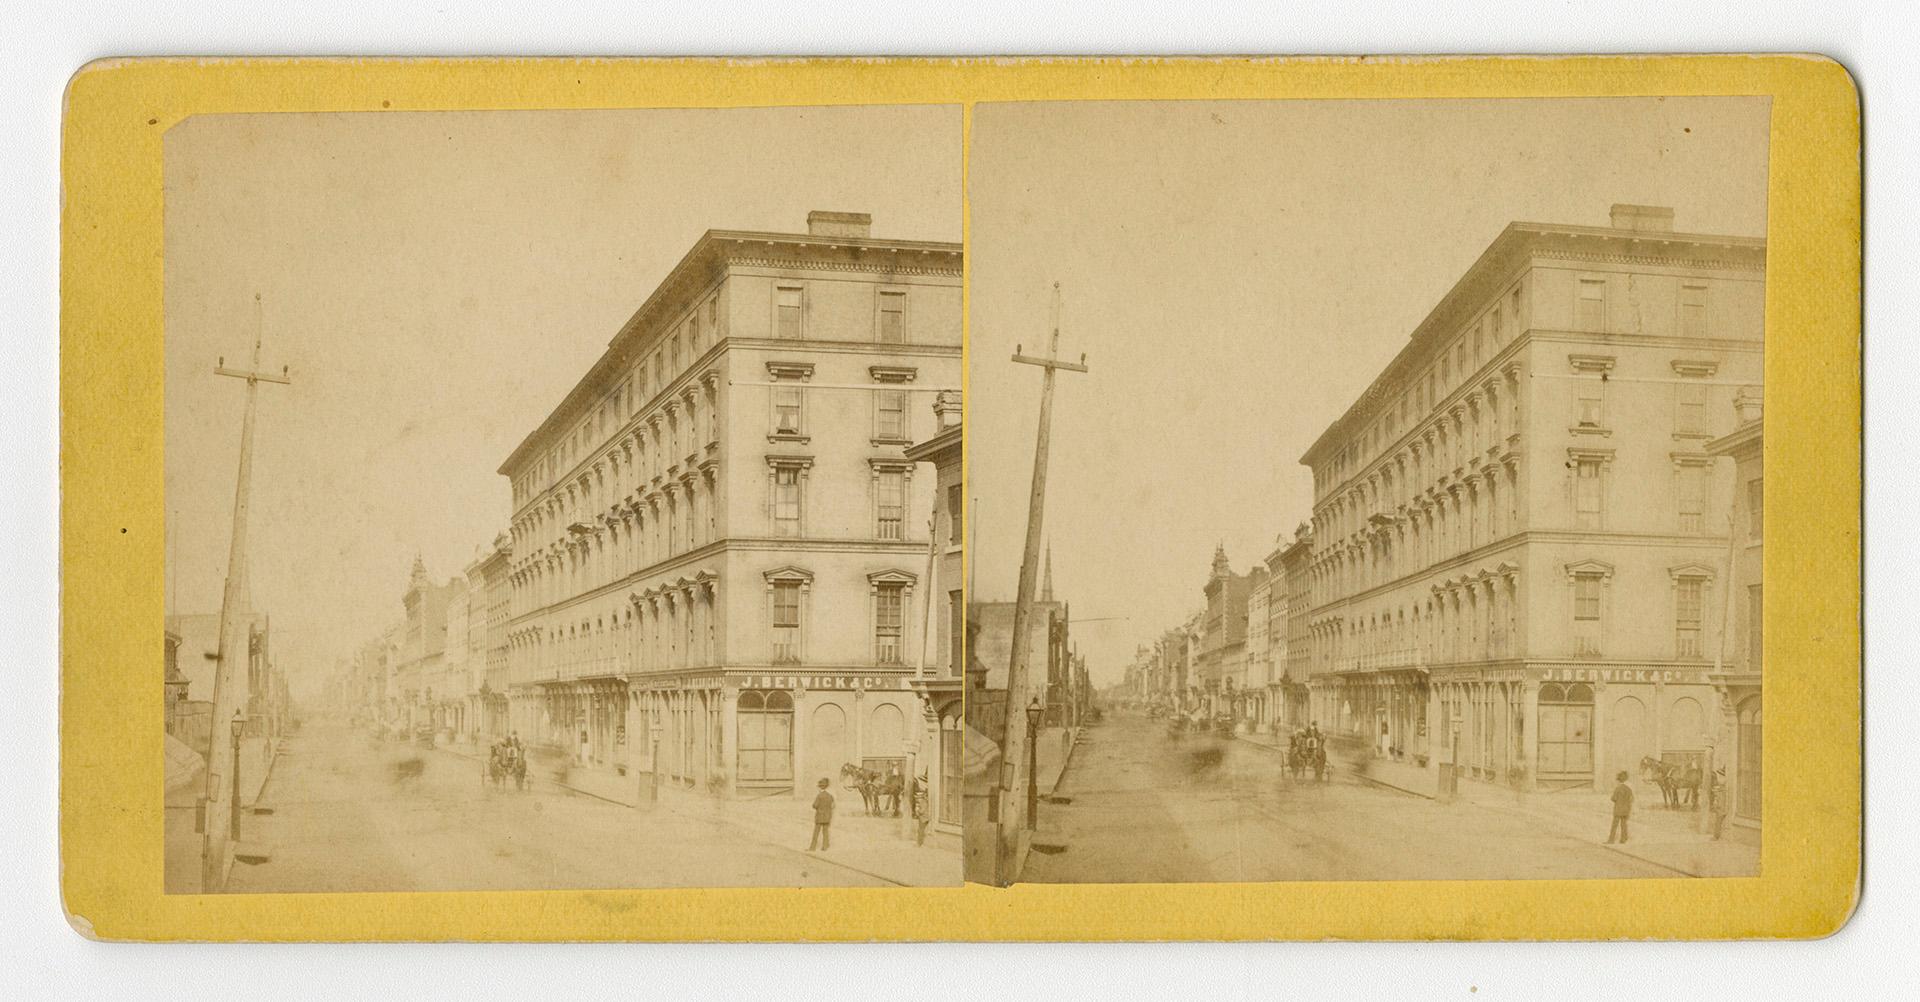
[{"left": 963, "top": 97, "right": 1769, "bottom": 885}]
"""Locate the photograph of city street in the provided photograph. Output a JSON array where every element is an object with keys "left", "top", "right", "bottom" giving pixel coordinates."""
[
  {"left": 964, "top": 98, "right": 1768, "bottom": 884},
  {"left": 162, "top": 106, "right": 965, "bottom": 892}
]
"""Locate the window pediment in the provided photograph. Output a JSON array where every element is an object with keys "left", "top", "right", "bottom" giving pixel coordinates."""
[
  {"left": 763, "top": 565, "right": 815, "bottom": 584},
  {"left": 867, "top": 568, "right": 918, "bottom": 587},
  {"left": 869, "top": 365, "right": 918, "bottom": 384},
  {"left": 1568, "top": 353, "right": 1616, "bottom": 374},
  {"left": 765, "top": 453, "right": 814, "bottom": 470},
  {"left": 1668, "top": 562, "right": 1717, "bottom": 580},
  {"left": 766, "top": 361, "right": 815, "bottom": 381},
  {"left": 1671, "top": 359, "right": 1719, "bottom": 378},
  {"left": 1564, "top": 558, "right": 1616, "bottom": 580}
]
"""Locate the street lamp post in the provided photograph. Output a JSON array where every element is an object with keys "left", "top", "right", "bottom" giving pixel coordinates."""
[
  {"left": 1025, "top": 697, "right": 1043, "bottom": 831},
  {"left": 649, "top": 717, "right": 664, "bottom": 805},
  {"left": 229, "top": 712, "right": 246, "bottom": 847}
]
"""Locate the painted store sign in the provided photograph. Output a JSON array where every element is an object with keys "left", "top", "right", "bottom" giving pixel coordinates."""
[{"left": 1540, "top": 667, "right": 1709, "bottom": 685}]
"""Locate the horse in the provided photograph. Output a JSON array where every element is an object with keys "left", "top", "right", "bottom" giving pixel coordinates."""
[
  {"left": 1639, "top": 756, "right": 1681, "bottom": 808},
  {"left": 840, "top": 762, "right": 883, "bottom": 815}
]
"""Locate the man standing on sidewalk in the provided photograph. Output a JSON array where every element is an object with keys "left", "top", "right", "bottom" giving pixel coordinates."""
[
  {"left": 1606, "top": 770, "right": 1635, "bottom": 845},
  {"left": 808, "top": 778, "right": 835, "bottom": 851}
]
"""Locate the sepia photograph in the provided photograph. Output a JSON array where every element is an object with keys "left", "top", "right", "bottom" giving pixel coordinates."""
[
  {"left": 964, "top": 97, "right": 1770, "bottom": 885},
  {"left": 161, "top": 105, "right": 966, "bottom": 893}
]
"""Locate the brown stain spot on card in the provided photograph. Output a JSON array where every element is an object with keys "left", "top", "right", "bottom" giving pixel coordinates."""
[
  {"left": 382, "top": 100, "right": 391, "bottom": 109},
  {"left": 147, "top": 118, "right": 156, "bottom": 125}
]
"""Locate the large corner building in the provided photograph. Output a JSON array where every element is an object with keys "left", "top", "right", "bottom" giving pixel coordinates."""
[
  {"left": 498, "top": 211, "right": 962, "bottom": 800},
  {"left": 1300, "top": 204, "right": 1764, "bottom": 800}
]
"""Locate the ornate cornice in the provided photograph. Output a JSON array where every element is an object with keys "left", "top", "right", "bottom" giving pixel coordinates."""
[{"left": 723, "top": 254, "right": 961, "bottom": 277}]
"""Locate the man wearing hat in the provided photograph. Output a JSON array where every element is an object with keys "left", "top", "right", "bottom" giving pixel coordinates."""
[
  {"left": 807, "top": 777, "right": 836, "bottom": 851},
  {"left": 1606, "top": 770, "right": 1635, "bottom": 845}
]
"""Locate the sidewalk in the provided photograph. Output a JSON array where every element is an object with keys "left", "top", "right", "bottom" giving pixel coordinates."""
[
  {"left": 1033, "top": 725, "right": 1078, "bottom": 799},
  {"left": 1456, "top": 780, "right": 1759, "bottom": 877},
  {"left": 433, "top": 742, "right": 957, "bottom": 887},
  {"left": 1234, "top": 731, "right": 1757, "bottom": 877}
]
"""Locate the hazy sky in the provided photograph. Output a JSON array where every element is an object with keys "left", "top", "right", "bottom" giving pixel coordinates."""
[
  {"left": 965, "top": 97, "right": 1770, "bottom": 685},
  {"left": 164, "top": 106, "right": 961, "bottom": 693}
]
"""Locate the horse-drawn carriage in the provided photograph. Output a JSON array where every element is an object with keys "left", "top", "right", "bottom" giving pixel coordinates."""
[
  {"left": 1287, "top": 731, "right": 1329, "bottom": 782},
  {"left": 839, "top": 761, "right": 907, "bottom": 817},
  {"left": 484, "top": 741, "right": 528, "bottom": 791},
  {"left": 1639, "top": 754, "right": 1703, "bottom": 809}
]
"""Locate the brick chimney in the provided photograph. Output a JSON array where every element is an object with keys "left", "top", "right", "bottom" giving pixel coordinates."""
[
  {"left": 1608, "top": 203, "right": 1676, "bottom": 232},
  {"left": 806, "top": 210, "right": 872, "bottom": 239}
]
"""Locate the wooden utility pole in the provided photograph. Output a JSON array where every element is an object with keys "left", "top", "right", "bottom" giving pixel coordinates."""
[
  {"left": 201, "top": 294, "right": 290, "bottom": 892},
  {"left": 997, "top": 283, "right": 1086, "bottom": 883}
]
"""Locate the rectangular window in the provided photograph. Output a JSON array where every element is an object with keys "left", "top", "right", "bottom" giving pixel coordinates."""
[
  {"left": 1676, "top": 578, "right": 1704, "bottom": 658},
  {"left": 1677, "top": 382, "right": 1706, "bottom": 435},
  {"left": 773, "top": 386, "right": 803, "bottom": 435},
  {"left": 705, "top": 298, "right": 719, "bottom": 340},
  {"left": 1492, "top": 308, "right": 1505, "bottom": 343},
  {"left": 1678, "top": 465, "right": 1706, "bottom": 533},
  {"left": 875, "top": 389, "right": 907, "bottom": 441},
  {"left": 776, "top": 286, "right": 803, "bottom": 339},
  {"left": 876, "top": 584, "right": 905, "bottom": 664},
  {"left": 670, "top": 333, "right": 682, "bottom": 372},
  {"left": 1577, "top": 278, "right": 1607, "bottom": 332},
  {"left": 1679, "top": 283, "right": 1708, "bottom": 337},
  {"left": 876, "top": 470, "right": 906, "bottom": 540},
  {"left": 878, "top": 291, "right": 906, "bottom": 343},
  {"left": 1748, "top": 584, "right": 1763, "bottom": 673},
  {"left": 1575, "top": 459, "right": 1603, "bottom": 529},
  {"left": 1573, "top": 574, "right": 1603, "bottom": 656},
  {"left": 772, "top": 583, "right": 800, "bottom": 663},
  {"left": 1747, "top": 478, "right": 1763, "bottom": 540},
  {"left": 773, "top": 467, "right": 801, "bottom": 537},
  {"left": 1577, "top": 394, "right": 1603, "bottom": 428},
  {"left": 947, "top": 483, "right": 963, "bottom": 544},
  {"left": 688, "top": 311, "right": 701, "bottom": 349},
  {"left": 948, "top": 590, "right": 964, "bottom": 678}
]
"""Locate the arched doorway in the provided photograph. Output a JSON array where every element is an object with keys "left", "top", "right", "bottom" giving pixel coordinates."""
[
  {"left": 1608, "top": 694, "right": 1647, "bottom": 781},
  {"left": 1668, "top": 696, "right": 1705, "bottom": 759},
  {"left": 1537, "top": 682, "right": 1594, "bottom": 787},
  {"left": 736, "top": 690, "right": 794, "bottom": 789},
  {"left": 866, "top": 702, "right": 907, "bottom": 773},
  {"left": 807, "top": 702, "right": 848, "bottom": 788},
  {"left": 1737, "top": 695, "right": 1761, "bottom": 821},
  {"left": 939, "top": 704, "right": 963, "bottom": 825}
]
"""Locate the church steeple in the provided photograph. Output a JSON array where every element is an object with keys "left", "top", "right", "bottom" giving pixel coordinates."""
[
  {"left": 1041, "top": 543, "right": 1055, "bottom": 603},
  {"left": 1211, "top": 541, "right": 1230, "bottom": 580}
]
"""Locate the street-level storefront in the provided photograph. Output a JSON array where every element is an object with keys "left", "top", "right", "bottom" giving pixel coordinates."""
[
  {"left": 620, "top": 669, "right": 933, "bottom": 800},
  {"left": 1431, "top": 662, "right": 1725, "bottom": 790},
  {"left": 1309, "top": 668, "right": 1430, "bottom": 763},
  {"left": 1310, "top": 662, "right": 1729, "bottom": 790},
  {"left": 913, "top": 678, "right": 965, "bottom": 838},
  {"left": 1712, "top": 674, "right": 1761, "bottom": 829}
]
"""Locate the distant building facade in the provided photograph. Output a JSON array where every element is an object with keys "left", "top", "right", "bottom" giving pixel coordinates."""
[
  {"left": 1197, "top": 544, "right": 1251, "bottom": 718},
  {"left": 1279, "top": 524, "right": 1314, "bottom": 728},
  {"left": 498, "top": 211, "right": 961, "bottom": 799},
  {"left": 1299, "top": 205, "right": 1764, "bottom": 788}
]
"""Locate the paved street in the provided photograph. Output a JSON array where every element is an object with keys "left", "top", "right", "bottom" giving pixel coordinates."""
[
  {"left": 221, "top": 721, "right": 948, "bottom": 892},
  {"left": 1021, "top": 711, "right": 1682, "bottom": 883}
]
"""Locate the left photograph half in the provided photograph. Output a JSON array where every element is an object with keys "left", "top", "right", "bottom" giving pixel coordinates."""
[{"left": 161, "top": 106, "right": 966, "bottom": 893}]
